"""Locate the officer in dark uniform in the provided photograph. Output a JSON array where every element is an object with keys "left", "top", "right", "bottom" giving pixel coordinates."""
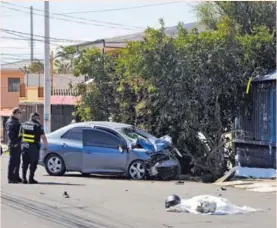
[
  {"left": 5, "top": 107, "right": 23, "bottom": 183},
  {"left": 20, "top": 112, "right": 48, "bottom": 184}
]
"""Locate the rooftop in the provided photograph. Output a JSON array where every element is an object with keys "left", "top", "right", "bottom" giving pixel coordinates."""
[
  {"left": 71, "top": 22, "right": 205, "bottom": 49},
  {"left": 1, "top": 59, "right": 44, "bottom": 71}
]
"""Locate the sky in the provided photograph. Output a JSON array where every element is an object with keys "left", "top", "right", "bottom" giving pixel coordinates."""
[{"left": 0, "top": 1, "right": 198, "bottom": 63}]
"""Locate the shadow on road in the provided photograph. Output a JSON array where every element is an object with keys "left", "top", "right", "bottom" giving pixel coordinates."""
[
  {"left": 43, "top": 173, "right": 177, "bottom": 182},
  {"left": 37, "top": 182, "right": 85, "bottom": 186},
  {"left": 66, "top": 174, "right": 129, "bottom": 180}
]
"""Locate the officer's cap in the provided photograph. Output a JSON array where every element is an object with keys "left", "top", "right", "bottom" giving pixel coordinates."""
[{"left": 12, "top": 107, "right": 22, "bottom": 115}]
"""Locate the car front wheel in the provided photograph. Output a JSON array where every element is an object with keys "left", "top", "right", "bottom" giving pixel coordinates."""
[
  {"left": 45, "top": 154, "right": 66, "bottom": 176},
  {"left": 128, "top": 160, "right": 146, "bottom": 180}
]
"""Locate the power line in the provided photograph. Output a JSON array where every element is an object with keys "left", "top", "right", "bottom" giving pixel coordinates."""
[
  {"left": 54, "top": 11, "right": 143, "bottom": 30},
  {"left": 0, "top": 46, "right": 43, "bottom": 49},
  {"left": 5, "top": 1, "right": 144, "bottom": 29},
  {"left": 0, "top": 59, "right": 13, "bottom": 64},
  {"left": 0, "top": 36, "right": 62, "bottom": 46},
  {"left": 1, "top": 53, "right": 44, "bottom": 56},
  {"left": 1, "top": 31, "right": 87, "bottom": 47},
  {"left": 0, "top": 56, "right": 33, "bottom": 60},
  {"left": 1, "top": 28, "right": 91, "bottom": 43},
  {"left": 0, "top": 1, "right": 143, "bottom": 31},
  {"left": 56, "top": 1, "right": 185, "bottom": 15}
]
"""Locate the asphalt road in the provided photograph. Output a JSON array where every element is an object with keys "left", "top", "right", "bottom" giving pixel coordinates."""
[{"left": 1, "top": 155, "right": 276, "bottom": 228}]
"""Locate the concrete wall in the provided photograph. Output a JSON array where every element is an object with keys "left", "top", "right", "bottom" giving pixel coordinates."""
[{"left": 25, "top": 74, "right": 85, "bottom": 89}]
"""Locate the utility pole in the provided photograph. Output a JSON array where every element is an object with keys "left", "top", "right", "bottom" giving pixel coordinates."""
[
  {"left": 50, "top": 50, "right": 54, "bottom": 93},
  {"left": 44, "top": 1, "right": 51, "bottom": 133},
  {"left": 30, "top": 6, "right": 34, "bottom": 63}
]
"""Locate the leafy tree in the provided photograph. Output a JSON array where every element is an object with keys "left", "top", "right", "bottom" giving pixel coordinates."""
[
  {"left": 54, "top": 46, "right": 77, "bottom": 74},
  {"left": 28, "top": 60, "right": 44, "bottom": 74},
  {"left": 54, "top": 59, "right": 72, "bottom": 74},
  {"left": 72, "top": 3, "right": 276, "bottom": 179},
  {"left": 73, "top": 48, "right": 120, "bottom": 121},
  {"left": 196, "top": 1, "right": 276, "bottom": 34}
]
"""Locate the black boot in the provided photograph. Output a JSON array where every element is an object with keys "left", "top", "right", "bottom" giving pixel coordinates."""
[
  {"left": 28, "top": 178, "right": 38, "bottom": 184},
  {"left": 22, "top": 169, "right": 28, "bottom": 184},
  {"left": 29, "top": 172, "right": 38, "bottom": 184},
  {"left": 17, "top": 177, "right": 23, "bottom": 183}
]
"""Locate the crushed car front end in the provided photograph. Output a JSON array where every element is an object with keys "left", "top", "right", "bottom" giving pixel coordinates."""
[
  {"left": 145, "top": 146, "right": 181, "bottom": 180},
  {"left": 118, "top": 127, "right": 182, "bottom": 180}
]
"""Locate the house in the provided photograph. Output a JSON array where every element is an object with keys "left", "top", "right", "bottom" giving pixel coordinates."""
[
  {"left": 0, "top": 59, "right": 85, "bottom": 143},
  {"left": 234, "top": 70, "right": 276, "bottom": 170},
  {"left": 0, "top": 60, "right": 27, "bottom": 142},
  {"left": 18, "top": 73, "right": 85, "bottom": 134},
  {"left": 70, "top": 22, "right": 205, "bottom": 51}
]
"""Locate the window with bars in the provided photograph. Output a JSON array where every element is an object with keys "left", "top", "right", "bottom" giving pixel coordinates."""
[{"left": 8, "top": 78, "right": 20, "bottom": 92}]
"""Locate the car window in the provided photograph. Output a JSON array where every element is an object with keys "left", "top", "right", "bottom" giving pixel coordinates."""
[
  {"left": 94, "top": 126, "right": 122, "bottom": 138},
  {"left": 61, "top": 130, "right": 72, "bottom": 139},
  {"left": 62, "top": 127, "right": 89, "bottom": 141},
  {"left": 84, "top": 130, "right": 123, "bottom": 148},
  {"left": 70, "top": 127, "right": 83, "bottom": 141}
]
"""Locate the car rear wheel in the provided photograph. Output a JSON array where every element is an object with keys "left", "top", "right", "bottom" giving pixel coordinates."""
[
  {"left": 128, "top": 160, "right": 146, "bottom": 180},
  {"left": 45, "top": 154, "right": 66, "bottom": 176}
]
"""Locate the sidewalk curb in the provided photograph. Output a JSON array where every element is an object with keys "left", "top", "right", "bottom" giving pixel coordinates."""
[{"left": 215, "top": 179, "right": 276, "bottom": 192}]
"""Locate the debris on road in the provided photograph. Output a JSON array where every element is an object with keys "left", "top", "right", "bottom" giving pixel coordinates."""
[
  {"left": 63, "top": 191, "right": 70, "bottom": 198},
  {"left": 166, "top": 195, "right": 259, "bottom": 215},
  {"left": 215, "top": 167, "right": 236, "bottom": 183},
  {"left": 221, "top": 187, "right": 227, "bottom": 191}
]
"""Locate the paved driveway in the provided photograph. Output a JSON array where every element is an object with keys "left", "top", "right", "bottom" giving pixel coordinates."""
[{"left": 1, "top": 155, "right": 276, "bottom": 228}]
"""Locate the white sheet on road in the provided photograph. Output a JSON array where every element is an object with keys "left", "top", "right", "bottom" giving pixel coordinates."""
[{"left": 167, "top": 195, "right": 259, "bottom": 215}]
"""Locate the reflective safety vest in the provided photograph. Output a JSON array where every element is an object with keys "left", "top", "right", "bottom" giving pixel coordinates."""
[
  {"left": 20, "top": 121, "right": 40, "bottom": 144},
  {"left": 22, "top": 132, "right": 35, "bottom": 143}
]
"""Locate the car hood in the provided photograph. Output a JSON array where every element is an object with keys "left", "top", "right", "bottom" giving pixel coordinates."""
[{"left": 137, "top": 135, "right": 172, "bottom": 153}]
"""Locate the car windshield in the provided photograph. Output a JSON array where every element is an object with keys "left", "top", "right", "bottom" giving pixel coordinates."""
[{"left": 118, "top": 127, "right": 157, "bottom": 144}]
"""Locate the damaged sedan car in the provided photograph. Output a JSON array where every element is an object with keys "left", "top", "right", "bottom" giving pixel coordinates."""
[{"left": 39, "top": 121, "right": 182, "bottom": 180}]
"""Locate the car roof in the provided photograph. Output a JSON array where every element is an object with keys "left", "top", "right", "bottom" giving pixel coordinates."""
[{"left": 69, "top": 121, "right": 132, "bottom": 130}]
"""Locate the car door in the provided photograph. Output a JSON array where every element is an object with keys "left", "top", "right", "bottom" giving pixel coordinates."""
[
  {"left": 59, "top": 127, "right": 87, "bottom": 171},
  {"left": 82, "top": 129, "right": 128, "bottom": 173}
]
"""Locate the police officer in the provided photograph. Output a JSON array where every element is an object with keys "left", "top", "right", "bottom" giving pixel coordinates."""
[
  {"left": 20, "top": 112, "right": 48, "bottom": 184},
  {"left": 5, "top": 107, "right": 23, "bottom": 183}
]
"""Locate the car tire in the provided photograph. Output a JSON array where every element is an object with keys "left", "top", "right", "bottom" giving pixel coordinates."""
[
  {"left": 128, "top": 160, "right": 146, "bottom": 180},
  {"left": 45, "top": 153, "right": 66, "bottom": 176}
]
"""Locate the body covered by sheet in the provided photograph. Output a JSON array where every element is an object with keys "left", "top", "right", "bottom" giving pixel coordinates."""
[{"left": 166, "top": 195, "right": 259, "bottom": 215}]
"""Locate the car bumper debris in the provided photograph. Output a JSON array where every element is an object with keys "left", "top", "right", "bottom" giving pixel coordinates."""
[{"left": 146, "top": 147, "right": 181, "bottom": 180}]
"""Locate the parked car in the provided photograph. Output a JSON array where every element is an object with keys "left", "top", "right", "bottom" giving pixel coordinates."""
[{"left": 39, "top": 121, "right": 182, "bottom": 180}]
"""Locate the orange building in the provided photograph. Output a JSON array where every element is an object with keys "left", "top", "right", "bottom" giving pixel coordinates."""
[{"left": 0, "top": 60, "right": 27, "bottom": 142}]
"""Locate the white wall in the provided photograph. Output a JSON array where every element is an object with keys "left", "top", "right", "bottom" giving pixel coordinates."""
[{"left": 24, "top": 74, "right": 85, "bottom": 89}]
